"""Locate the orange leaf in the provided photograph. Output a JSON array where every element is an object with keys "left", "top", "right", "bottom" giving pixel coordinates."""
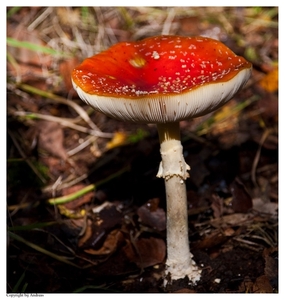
[{"left": 259, "top": 67, "right": 278, "bottom": 92}]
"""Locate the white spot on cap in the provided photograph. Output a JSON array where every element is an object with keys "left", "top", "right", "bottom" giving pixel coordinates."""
[
  {"left": 152, "top": 51, "right": 160, "bottom": 60},
  {"left": 189, "top": 44, "right": 196, "bottom": 49}
]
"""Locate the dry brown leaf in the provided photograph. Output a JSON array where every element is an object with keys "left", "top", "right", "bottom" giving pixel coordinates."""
[
  {"left": 137, "top": 198, "right": 166, "bottom": 231},
  {"left": 192, "top": 229, "right": 229, "bottom": 250},
  {"left": 83, "top": 230, "right": 124, "bottom": 256},
  {"left": 37, "top": 120, "right": 68, "bottom": 160},
  {"left": 124, "top": 237, "right": 166, "bottom": 269},
  {"left": 252, "top": 275, "right": 273, "bottom": 293},
  {"left": 210, "top": 213, "right": 253, "bottom": 228}
]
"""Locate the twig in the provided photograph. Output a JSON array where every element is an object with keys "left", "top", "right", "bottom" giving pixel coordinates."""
[
  {"left": 43, "top": 173, "right": 88, "bottom": 194},
  {"left": 7, "top": 201, "right": 40, "bottom": 213},
  {"left": 233, "top": 237, "right": 263, "bottom": 252},
  {"left": 16, "top": 83, "right": 100, "bottom": 131},
  {"left": 27, "top": 7, "right": 53, "bottom": 31},
  {"left": 11, "top": 111, "right": 113, "bottom": 138},
  {"left": 47, "top": 165, "right": 130, "bottom": 205},
  {"left": 251, "top": 128, "right": 274, "bottom": 187},
  {"left": 67, "top": 135, "right": 98, "bottom": 157},
  {"left": 161, "top": 8, "right": 176, "bottom": 35}
]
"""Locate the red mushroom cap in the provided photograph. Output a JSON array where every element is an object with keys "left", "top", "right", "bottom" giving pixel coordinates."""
[{"left": 72, "top": 35, "right": 251, "bottom": 123}]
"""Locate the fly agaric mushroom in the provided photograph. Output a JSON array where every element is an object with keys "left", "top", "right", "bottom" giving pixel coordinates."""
[{"left": 71, "top": 35, "right": 252, "bottom": 285}]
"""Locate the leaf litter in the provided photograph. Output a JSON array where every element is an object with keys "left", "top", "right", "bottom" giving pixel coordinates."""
[{"left": 7, "top": 7, "right": 278, "bottom": 293}]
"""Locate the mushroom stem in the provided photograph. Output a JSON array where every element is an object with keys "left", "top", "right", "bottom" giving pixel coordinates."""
[{"left": 156, "top": 122, "right": 201, "bottom": 285}]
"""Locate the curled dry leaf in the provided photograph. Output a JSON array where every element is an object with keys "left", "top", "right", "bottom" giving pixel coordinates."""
[
  {"left": 79, "top": 204, "right": 122, "bottom": 251},
  {"left": 137, "top": 198, "right": 166, "bottom": 231},
  {"left": 124, "top": 237, "right": 166, "bottom": 269},
  {"left": 82, "top": 229, "right": 124, "bottom": 256}
]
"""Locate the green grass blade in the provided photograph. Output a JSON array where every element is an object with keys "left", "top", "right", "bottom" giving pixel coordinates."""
[
  {"left": 7, "top": 37, "right": 70, "bottom": 57},
  {"left": 8, "top": 221, "right": 59, "bottom": 231},
  {"left": 12, "top": 270, "right": 26, "bottom": 293},
  {"left": 7, "top": 7, "right": 22, "bottom": 18},
  {"left": 8, "top": 231, "right": 81, "bottom": 268}
]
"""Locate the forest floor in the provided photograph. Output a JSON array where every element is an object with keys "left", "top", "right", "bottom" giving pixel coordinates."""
[{"left": 7, "top": 7, "right": 278, "bottom": 293}]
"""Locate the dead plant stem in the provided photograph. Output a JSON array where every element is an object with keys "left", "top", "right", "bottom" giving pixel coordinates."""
[{"left": 251, "top": 128, "right": 274, "bottom": 187}]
